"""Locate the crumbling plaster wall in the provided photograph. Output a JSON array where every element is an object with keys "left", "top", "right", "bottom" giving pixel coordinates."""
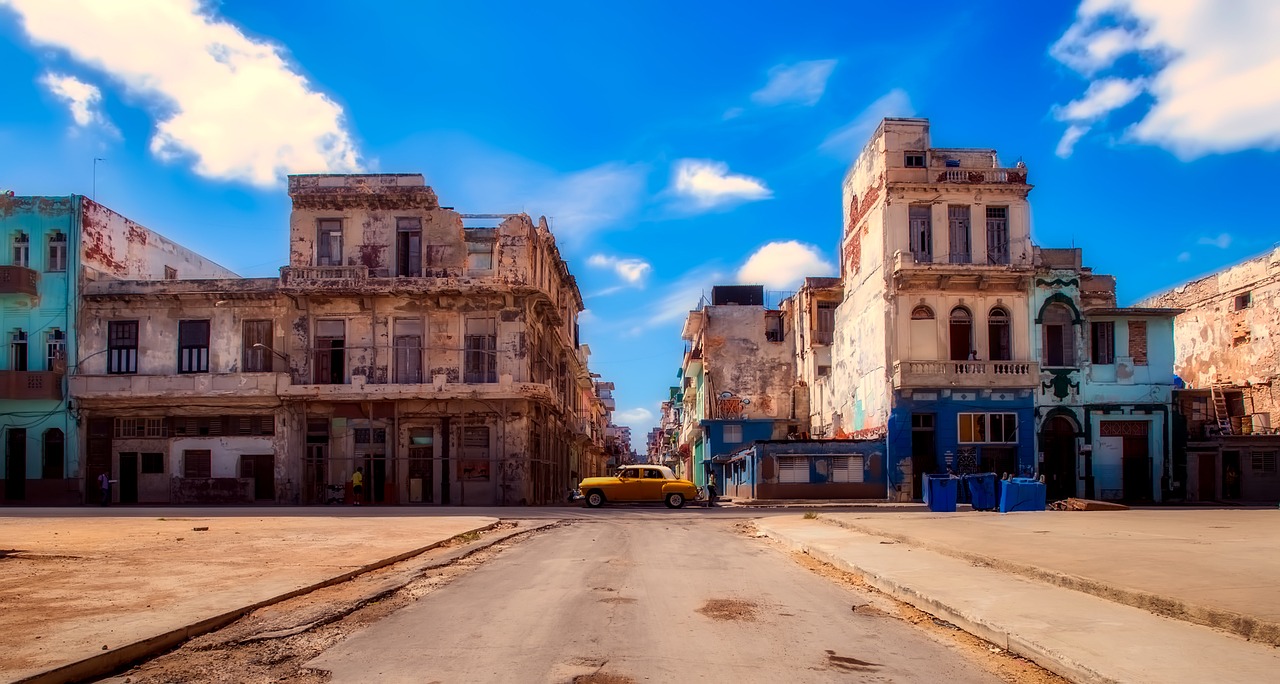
[
  {"left": 79, "top": 198, "right": 237, "bottom": 280},
  {"left": 700, "top": 306, "right": 794, "bottom": 420}
]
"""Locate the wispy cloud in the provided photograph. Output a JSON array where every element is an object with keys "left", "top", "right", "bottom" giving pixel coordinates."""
[
  {"left": 1052, "top": 77, "right": 1146, "bottom": 157},
  {"left": 1051, "top": 0, "right": 1280, "bottom": 159},
  {"left": 737, "top": 241, "right": 835, "bottom": 290},
  {"left": 38, "top": 72, "right": 117, "bottom": 135},
  {"left": 1177, "top": 251, "right": 1191, "bottom": 262},
  {"left": 1056, "top": 124, "right": 1090, "bottom": 158},
  {"left": 750, "top": 59, "right": 838, "bottom": 107},
  {"left": 640, "top": 267, "right": 725, "bottom": 332},
  {"left": 668, "top": 159, "right": 771, "bottom": 211},
  {"left": 821, "top": 89, "right": 914, "bottom": 159},
  {"left": 1197, "top": 233, "right": 1232, "bottom": 249},
  {"left": 614, "top": 407, "right": 654, "bottom": 427},
  {"left": 4, "top": 0, "right": 362, "bottom": 186},
  {"left": 588, "top": 254, "right": 653, "bottom": 286}
]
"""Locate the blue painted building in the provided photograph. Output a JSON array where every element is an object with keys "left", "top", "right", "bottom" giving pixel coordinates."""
[{"left": 721, "top": 439, "right": 887, "bottom": 500}]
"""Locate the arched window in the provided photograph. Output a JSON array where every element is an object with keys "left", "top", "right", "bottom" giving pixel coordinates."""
[
  {"left": 988, "top": 307, "right": 1011, "bottom": 361},
  {"left": 42, "top": 428, "right": 64, "bottom": 480},
  {"left": 949, "top": 307, "right": 973, "bottom": 361},
  {"left": 911, "top": 305, "right": 935, "bottom": 320},
  {"left": 1042, "top": 303, "right": 1076, "bottom": 367}
]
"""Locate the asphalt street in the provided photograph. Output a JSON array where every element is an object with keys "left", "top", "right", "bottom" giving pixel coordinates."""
[{"left": 304, "top": 517, "right": 1001, "bottom": 683}]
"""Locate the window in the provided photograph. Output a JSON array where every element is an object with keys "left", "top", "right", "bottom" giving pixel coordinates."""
[
  {"left": 46, "top": 329, "right": 65, "bottom": 372},
  {"left": 1091, "top": 321, "right": 1115, "bottom": 365},
  {"left": 959, "top": 413, "right": 1018, "bottom": 444},
  {"left": 108, "top": 320, "right": 139, "bottom": 374},
  {"left": 1041, "top": 304, "right": 1076, "bottom": 367},
  {"left": 12, "top": 232, "right": 28, "bottom": 268},
  {"left": 988, "top": 307, "right": 1011, "bottom": 361},
  {"left": 242, "top": 320, "right": 274, "bottom": 372},
  {"left": 164, "top": 265, "right": 177, "bottom": 280},
  {"left": 909, "top": 204, "right": 932, "bottom": 263},
  {"left": 47, "top": 232, "right": 67, "bottom": 272},
  {"left": 141, "top": 453, "right": 165, "bottom": 474},
  {"left": 947, "top": 205, "right": 971, "bottom": 264},
  {"left": 815, "top": 302, "right": 836, "bottom": 343},
  {"left": 178, "top": 320, "right": 210, "bottom": 374},
  {"left": 816, "top": 365, "right": 831, "bottom": 377},
  {"left": 393, "top": 319, "right": 423, "bottom": 383},
  {"left": 314, "top": 319, "right": 345, "bottom": 384},
  {"left": 912, "top": 305, "right": 935, "bottom": 320},
  {"left": 114, "top": 417, "right": 167, "bottom": 438},
  {"left": 10, "top": 329, "right": 27, "bottom": 371},
  {"left": 986, "top": 207, "right": 1010, "bottom": 264},
  {"left": 1252, "top": 451, "right": 1277, "bottom": 474},
  {"left": 830, "top": 455, "right": 865, "bottom": 483},
  {"left": 466, "top": 239, "right": 494, "bottom": 272},
  {"left": 464, "top": 317, "right": 497, "bottom": 383},
  {"left": 396, "top": 218, "right": 422, "bottom": 277},
  {"left": 1234, "top": 292, "right": 1252, "bottom": 310},
  {"left": 723, "top": 424, "right": 743, "bottom": 443},
  {"left": 765, "top": 313, "right": 783, "bottom": 342},
  {"left": 778, "top": 456, "right": 808, "bottom": 483},
  {"left": 904, "top": 152, "right": 925, "bottom": 168},
  {"left": 42, "top": 428, "right": 64, "bottom": 480},
  {"left": 460, "top": 426, "right": 491, "bottom": 481},
  {"left": 949, "top": 307, "right": 972, "bottom": 361},
  {"left": 183, "top": 450, "right": 212, "bottom": 478},
  {"left": 316, "top": 219, "right": 343, "bottom": 266}
]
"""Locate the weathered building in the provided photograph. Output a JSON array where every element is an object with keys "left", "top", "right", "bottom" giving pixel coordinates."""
[
  {"left": 830, "top": 118, "right": 1037, "bottom": 500},
  {"left": 0, "top": 195, "right": 234, "bottom": 505},
  {"left": 1142, "top": 246, "right": 1280, "bottom": 502},
  {"left": 677, "top": 285, "right": 803, "bottom": 491},
  {"left": 1032, "top": 248, "right": 1179, "bottom": 503},
  {"left": 70, "top": 174, "right": 606, "bottom": 505},
  {"left": 780, "top": 277, "right": 841, "bottom": 437}
]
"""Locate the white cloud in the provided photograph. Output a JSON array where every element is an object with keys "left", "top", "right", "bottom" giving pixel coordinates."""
[
  {"left": 669, "top": 159, "right": 771, "bottom": 210},
  {"left": 614, "top": 407, "right": 654, "bottom": 428},
  {"left": 39, "top": 72, "right": 116, "bottom": 133},
  {"left": 4, "top": 0, "right": 362, "bottom": 186},
  {"left": 1177, "top": 251, "right": 1191, "bottom": 262},
  {"left": 820, "top": 89, "right": 914, "bottom": 158},
  {"left": 750, "top": 59, "right": 838, "bottom": 107},
  {"left": 587, "top": 254, "right": 652, "bottom": 285},
  {"left": 722, "top": 107, "right": 745, "bottom": 120},
  {"left": 737, "top": 241, "right": 835, "bottom": 290},
  {"left": 534, "top": 163, "right": 649, "bottom": 240},
  {"left": 1056, "top": 124, "right": 1090, "bottom": 158},
  {"left": 1055, "top": 77, "right": 1145, "bottom": 122},
  {"left": 1197, "top": 233, "right": 1231, "bottom": 249},
  {"left": 1051, "top": 0, "right": 1280, "bottom": 158},
  {"left": 647, "top": 268, "right": 724, "bottom": 327}
]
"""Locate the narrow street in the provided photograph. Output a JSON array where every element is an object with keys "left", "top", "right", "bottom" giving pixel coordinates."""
[{"left": 301, "top": 517, "right": 1015, "bottom": 683}]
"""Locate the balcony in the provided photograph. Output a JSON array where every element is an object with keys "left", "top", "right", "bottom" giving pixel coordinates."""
[
  {"left": 70, "top": 372, "right": 284, "bottom": 408},
  {"left": 886, "top": 166, "right": 1029, "bottom": 186},
  {"left": 0, "top": 265, "right": 38, "bottom": 296},
  {"left": 892, "top": 251, "right": 1031, "bottom": 293},
  {"left": 278, "top": 264, "right": 532, "bottom": 295},
  {"left": 893, "top": 360, "right": 1040, "bottom": 389},
  {"left": 0, "top": 370, "right": 62, "bottom": 400},
  {"left": 811, "top": 330, "right": 833, "bottom": 346}
]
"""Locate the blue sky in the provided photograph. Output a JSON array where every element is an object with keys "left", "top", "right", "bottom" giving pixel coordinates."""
[{"left": 2, "top": 0, "right": 1278, "bottom": 445}]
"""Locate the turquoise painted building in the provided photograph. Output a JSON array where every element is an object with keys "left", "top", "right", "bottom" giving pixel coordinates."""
[{"left": 0, "top": 195, "right": 235, "bottom": 504}]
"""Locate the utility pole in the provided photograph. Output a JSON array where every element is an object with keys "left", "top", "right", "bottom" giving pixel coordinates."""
[{"left": 93, "top": 158, "right": 105, "bottom": 201}]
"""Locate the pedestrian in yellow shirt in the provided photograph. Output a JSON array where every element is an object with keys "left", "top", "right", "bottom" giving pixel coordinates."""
[{"left": 351, "top": 467, "right": 364, "bottom": 505}]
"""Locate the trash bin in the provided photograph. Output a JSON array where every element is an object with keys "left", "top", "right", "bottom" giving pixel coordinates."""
[
  {"left": 999, "top": 477, "right": 1047, "bottom": 513},
  {"left": 923, "top": 474, "right": 958, "bottom": 513},
  {"left": 965, "top": 473, "right": 998, "bottom": 511}
]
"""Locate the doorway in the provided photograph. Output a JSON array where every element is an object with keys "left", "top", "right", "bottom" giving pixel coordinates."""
[
  {"left": 1040, "top": 416, "right": 1077, "bottom": 501},
  {"left": 949, "top": 308, "right": 972, "bottom": 361},
  {"left": 910, "top": 413, "right": 936, "bottom": 501},
  {"left": 241, "top": 454, "right": 276, "bottom": 501},
  {"left": 1122, "top": 436, "right": 1151, "bottom": 501},
  {"left": 5, "top": 428, "right": 26, "bottom": 500},
  {"left": 119, "top": 453, "right": 138, "bottom": 504},
  {"left": 1222, "top": 451, "right": 1242, "bottom": 499},
  {"left": 1196, "top": 452, "right": 1217, "bottom": 501}
]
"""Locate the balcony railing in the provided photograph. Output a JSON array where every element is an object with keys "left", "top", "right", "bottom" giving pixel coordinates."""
[
  {"left": 0, "top": 265, "right": 38, "bottom": 296},
  {"left": 811, "top": 330, "right": 833, "bottom": 346},
  {"left": 893, "top": 360, "right": 1039, "bottom": 388},
  {"left": 937, "top": 168, "right": 1028, "bottom": 184},
  {"left": 280, "top": 265, "right": 369, "bottom": 288},
  {"left": 0, "top": 370, "right": 62, "bottom": 400}
]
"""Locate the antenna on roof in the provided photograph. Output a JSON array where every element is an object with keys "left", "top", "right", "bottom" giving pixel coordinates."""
[{"left": 93, "top": 158, "right": 106, "bottom": 201}]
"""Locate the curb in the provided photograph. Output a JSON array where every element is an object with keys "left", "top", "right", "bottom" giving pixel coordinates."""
[
  {"left": 815, "top": 515, "right": 1280, "bottom": 647},
  {"left": 756, "top": 521, "right": 1114, "bottom": 684},
  {"left": 17, "top": 521, "right": 507, "bottom": 684}
]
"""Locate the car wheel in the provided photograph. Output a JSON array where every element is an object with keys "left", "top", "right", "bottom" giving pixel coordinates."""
[
  {"left": 586, "top": 491, "right": 605, "bottom": 508},
  {"left": 665, "top": 493, "right": 685, "bottom": 509}
]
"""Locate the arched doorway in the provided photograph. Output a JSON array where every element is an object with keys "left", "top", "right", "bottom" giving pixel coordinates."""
[
  {"left": 949, "top": 307, "right": 972, "bottom": 361},
  {"left": 1040, "top": 416, "right": 1077, "bottom": 501}
]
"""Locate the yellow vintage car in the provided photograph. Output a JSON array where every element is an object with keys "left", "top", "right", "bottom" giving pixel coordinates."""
[{"left": 577, "top": 465, "right": 700, "bottom": 509}]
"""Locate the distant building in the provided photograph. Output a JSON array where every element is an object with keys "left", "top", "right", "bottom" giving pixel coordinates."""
[
  {"left": 0, "top": 195, "right": 234, "bottom": 505},
  {"left": 1142, "top": 246, "right": 1280, "bottom": 503}
]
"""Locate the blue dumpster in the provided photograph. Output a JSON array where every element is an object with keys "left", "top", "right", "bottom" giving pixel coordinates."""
[
  {"left": 965, "top": 473, "right": 998, "bottom": 511},
  {"left": 999, "top": 477, "right": 1047, "bottom": 513},
  {"left": 923, "top": 475, "right": 958, "bottom": 512}
]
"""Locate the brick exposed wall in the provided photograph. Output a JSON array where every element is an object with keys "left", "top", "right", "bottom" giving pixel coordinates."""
[{"left": 1129, "top": 320, "right": 1148, "bottom": 365}]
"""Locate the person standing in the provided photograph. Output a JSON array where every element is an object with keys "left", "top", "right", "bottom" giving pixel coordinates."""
[
  {"left": 98, "top": 471, "right": 111, "bottom": 506},
  {"left": 351, "top": 466, "right": 364, "bottom": 505},
  {"left": 707, "top": 471, "right": 718, "bottom": 507}
]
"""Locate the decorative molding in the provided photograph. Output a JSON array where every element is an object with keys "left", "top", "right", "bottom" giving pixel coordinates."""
[{"left": 1036, "top": 278, "right": 1079, "bottom": 288}]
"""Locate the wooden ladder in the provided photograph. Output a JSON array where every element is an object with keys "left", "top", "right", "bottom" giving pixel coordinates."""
[{"left": 1211, "top": 383, "right": 1233, "bottom": 435}]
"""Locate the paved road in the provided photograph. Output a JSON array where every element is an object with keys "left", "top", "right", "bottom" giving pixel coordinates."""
[
  {"left": 0, "top": 504, "right": 922, "bottom": 520},
  {"left": 305, "top": 518, "right": 1000, "bottom": 683}
]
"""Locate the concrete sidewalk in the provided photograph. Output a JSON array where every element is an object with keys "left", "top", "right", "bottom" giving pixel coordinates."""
[
  {"left": 0, "top": 514, "right": 497, "bottom": 683},
  {"left": 758, "top": 514, "right": 1280, "bottom": 684}
]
